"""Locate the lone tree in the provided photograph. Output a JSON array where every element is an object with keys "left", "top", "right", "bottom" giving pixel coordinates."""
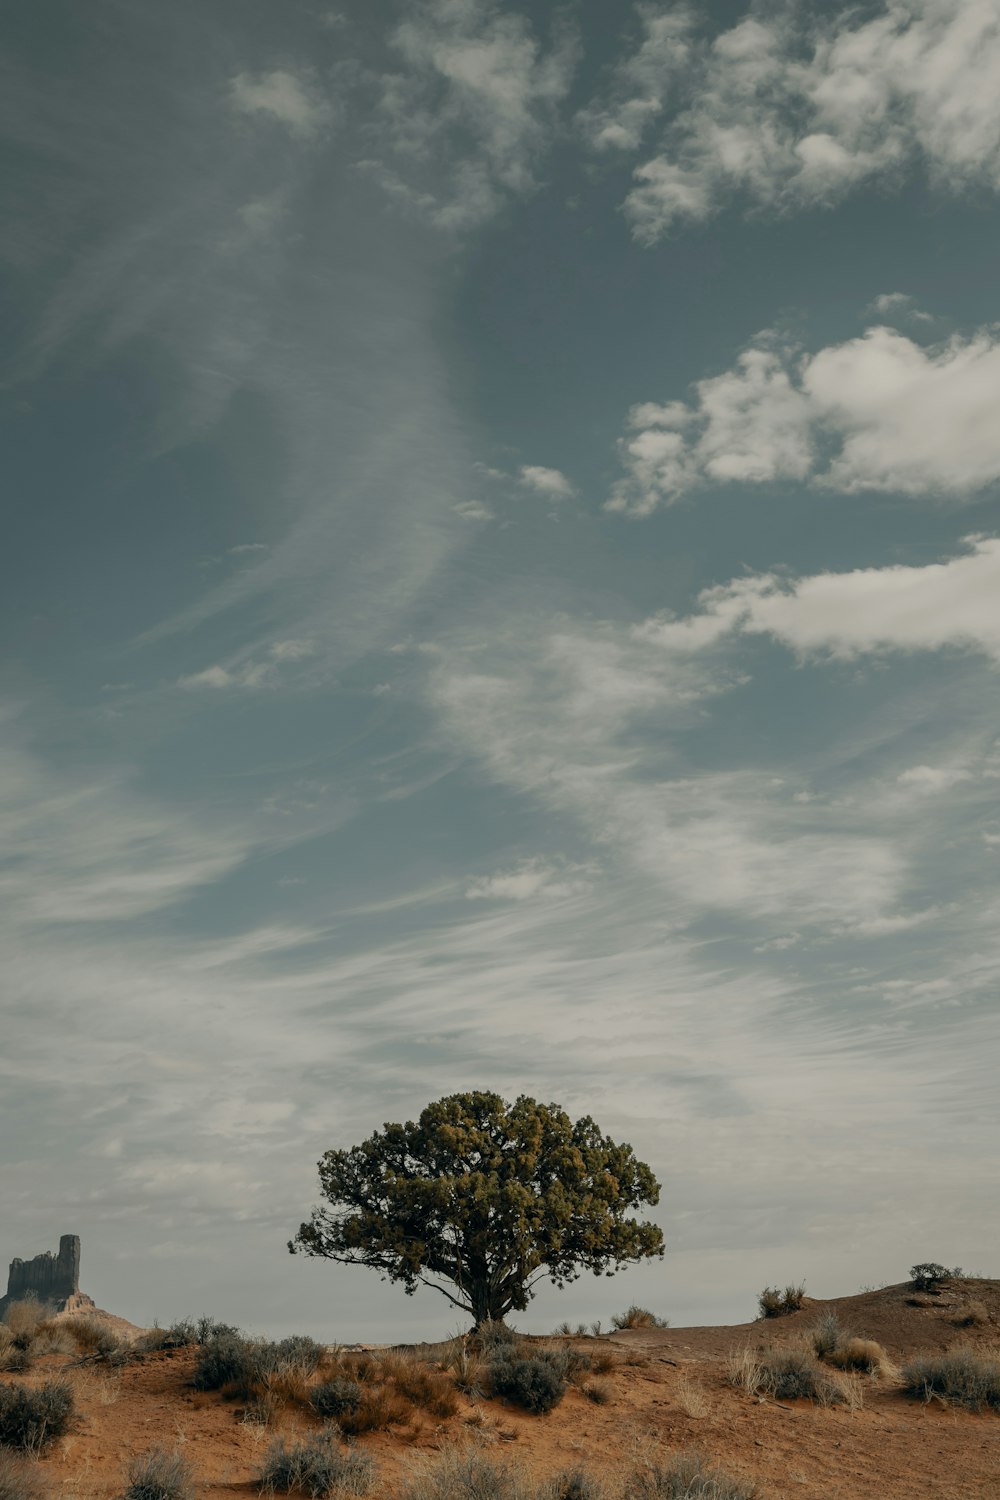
[{"left": 290, "top": 1091, "right": 664, "bottom": 1326}]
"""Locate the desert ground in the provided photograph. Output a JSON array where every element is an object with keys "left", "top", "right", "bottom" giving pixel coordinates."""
[{"left": 4, "top": 1280, "right": 1000, "bottom": 1500}]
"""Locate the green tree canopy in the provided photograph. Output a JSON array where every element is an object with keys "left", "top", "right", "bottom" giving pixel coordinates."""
[{"left": 289, "top": 1090, "right": 664, "bottom": 1326}]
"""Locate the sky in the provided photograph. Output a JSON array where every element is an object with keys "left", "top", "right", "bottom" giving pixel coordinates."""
[{"left": 3, "top": 0, "right": 1000, "bottom": 1341}]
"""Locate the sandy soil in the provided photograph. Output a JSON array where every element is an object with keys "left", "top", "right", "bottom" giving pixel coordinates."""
[{"left": 9, "top": 1280, "right": 1000, "bottom": 1499}]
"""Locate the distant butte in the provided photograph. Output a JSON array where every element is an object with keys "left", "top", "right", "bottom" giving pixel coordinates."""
[{"left": 0, "top": 1232, "right": 96, "bottom": 1318}]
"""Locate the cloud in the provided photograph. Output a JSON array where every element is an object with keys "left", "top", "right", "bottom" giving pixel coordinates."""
[
  {"left": 610, "top": 318, "right": 1000, "bottom": 512},
  {"left": 897, "top": 764, "right": 973, "bottom": 793},
  {"left": 589, "top": 0, "right": 1000, "bottom": 242},
  {"left": 641, "top": 535, "right": 1000, "bottom": 663},
  {"left": 229, "top": 69, "right": 330, "bottom": 138},
  {"left": 453, "top": 500, "right": 495, "bottom": 521},
  {"left": 368, "top": 0, "right": 576, "bottom": 231},
  {"left": 518, "top": 465, "right": 575, "bottom": 501},
  {"left": 177, "top": 640, "right": 317, "bottom": 690},
  {"left": 465, "top": 857, "right": 595, "bottom": 901}
]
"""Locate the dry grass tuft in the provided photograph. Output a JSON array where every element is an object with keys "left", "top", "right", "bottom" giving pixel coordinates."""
[
  {"left": 399, "top": 1444, "right": 533, "bottom": 1500},
  {"left": 826, "top": 1337, "right": 886, "bottom": 1375},
  {"left": 673, "top": 1372, "right": 710, "bottom": 1419},
  {"left": 2, "top": 1300, "right": 48, "bottom": 1349},
  {"left": 757, "top": 1284, "right": 805, "bottom": 1319},
  {"left": 623, "top": 1451, "right": 760, "bottom": 1500},
  {"left": 727, "top": 1345, "right": 846, "bottom": 1406},
  {"left": 901, "top": 1347, "right": 1000, "bottom": 1411},
  {"left": 581, "top": 1378, "right": 614, "bottom": 1405},
  {"left": 122, "top": 1447, "right": 195, "bottom": 1500},
  {"left": 0, "top": 1448, "right": 46, "bottom": 1500},
  {"left": 954, "top": 1301, "right": 990, "bottom": 1329},
  {"left": 610, "top": 1307, "right": 668, "bottom": 1330}
]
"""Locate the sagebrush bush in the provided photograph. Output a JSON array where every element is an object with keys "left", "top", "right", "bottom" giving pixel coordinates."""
[
  {"left": 0, "top": 1448, "right": 46, "bottom": 1500},
  {"left": 953, "top": 1301, "right": 989, "bottom": 1329},
  {"left": 901, "top": 1349, "right": 1000, "bottom": 1411},
  {"left": 0, "top": 1351, "right": 33, "bottom": 1375},
  {"left": 390, "top": 1359, "right": 459, "bottom": 1418},
  {"left": 624, "top": 1453, "right": 759, "bottom": 1500},
  {"left": 489, "top": 1352, "right": 566, "bottom": 1414},
  {"left": 0, "top": 1380, "right": 74, "bottom": 1452},
  {"left": 543, "top": 1469, "right": 607, "bottom": 1500},
  {"left": 122, "top": 1447, "right": 195, "bottom": 1500},
  {"left": 910, "top": 1263, "right": 961, "bottom": 1292},
  {"left": 756, "top": 1348, "right": 845, "bottom": 1405},
  {"left": 399, "top": 1447, "right": 533, "bottom": 1500},
  {"left": 757, "top": 1284, "right": 805, "bottom": 1319},
  {"left": 310, "top": 1379, "right": 362, "bottom": 1420},
  {"left": 258, "top": 1429, "right": 374, "bottom": 1497},
  {"left": 338, "top": 1385, "right": 409, "bottom": 1436},
  {"left": 29, "top": 1322, "right": 76, "bottom": 1357},
  {"left": 582, "top": 1378, "right": 613, "bottom": 1405},
  {"left": 610, "top": 1307, "right": 668, "bottom": 1330},
  {"left": 810, "top": 1313, "right": 841, "bottom": 1359},
  {"left": 472, "top": 1322, "right": 523, "bottom": 1357},
  {"left": 66, "top": 1315, "right": 128, "bottom": 1362}
]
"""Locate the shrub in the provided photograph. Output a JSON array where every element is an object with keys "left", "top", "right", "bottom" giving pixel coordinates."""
[
  {"left": 810, "top": 1313, "right": 841, "bottom": 1359},
  {"left": 623, "top": 1453, "right": 759, "bottom": 1500},
  {"left": 399, "top": 1447, "right": 532, "bottom": 1500},
  {"left": 441, "top": 1341, "right": 485, "bottom": 1398},
  {"left": 390, "top": 1359, "right": 459, "bottom": 1418},
  {"left": 610, "top": 1307, "right": 668, "bottom": 1330},
  {"left": 472, "top": 1321, "right": 523, "bottom": 1357},
  {"left": 826, "top": 1338, "right": 885, "bottom": 1375},
  {"left": 0, "top": 1351, "right": 33, "bottom": 1375},
  {"left": 910, "top": 1263, "right": 961, "bottom": 1292},
  {"left": 726, "top": 1346, "right": 764, "bottom": 1398},
  {"left": 756, "top": 1348, "right": 844, "bottom": 1405},
  {"left": 66, "top": 1315, "right": 128, "bottom": 1361},
  {"left": 543, "top": 1470, "right": 607, "bottom": 1500},
  {"left": 310, "top": 1379, "right": 363, "bottom": 1420},
  {"left": 122, "top": 1447, "right": 195, "bottom": 1500},
  {"left": 954, "top": 1301, "right": 989, "bottom": 1328},
  {"left": 337, "top": 1385, "right": 409, "bottom": 1436},
  {"left": 0, "top": 1380, "right": 74, "bottom": 1452},
  {"left": 193, "top": 1332, "right": 319, "bottom": 1398},
  {"left": 0, "top": 1448, "right": 46, "bottom": 1500},
  {"left": 2, "top": 1301, "right": 47, "bottom": 1351},
  {"left": 757, "top": 1284, "right": 805, "bottom": 1319},
  {"left": 258, "top": 1430, "right": 374, "bottom": 1497},
  {"left": 489, "top": 1353, "right": 566, "bottom": 1414},
  {"left": 582, "top": 1378, "right": 613, "bottom": 1405},
  {"left": 140, "top": 1321, "right": 199, "bottom": 1352},
  {"left": 901, "top": 1349, "right": 1000, "bottom": 1411},
  {"left": 28, "top": 1322, "right": 76, "bottom": 1357}
]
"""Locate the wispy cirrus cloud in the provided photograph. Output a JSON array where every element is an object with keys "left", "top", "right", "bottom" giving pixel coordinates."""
[
  {"left": 584, "top": 0, "right": 1000, "bottom": 243},
  {"left": 229, "top": 69, "right": 332, "bottom": 138},
  {"left": 610, "top": 314, "right": 1000, "bottom": 513}
]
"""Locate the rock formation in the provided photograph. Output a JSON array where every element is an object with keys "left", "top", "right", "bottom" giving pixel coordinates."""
[{"left": 0, "top": 1234, "right": 95, "bottom": 1318}]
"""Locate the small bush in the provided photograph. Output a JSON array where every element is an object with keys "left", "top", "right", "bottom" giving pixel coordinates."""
[
  {"left": 2, "top": 1300, "right": 47, "bottom": 1351},
  {"left": 826, "top": 1338, "right": 885, "bottom": 1375},
  {"left": 901, "top": 1348, "right": 1000, "bottom": 1411},
  {"left": 472, "top": 1322, "right": 522, "bottom": 1356},
  {"left": 0, "top": 1380, "right": 74, "bottom": 1452},
  {"left": 623, "top": 1453, "right": 759, "bottom": 1500},
  {"left": 338, "top": 1385, "right": 409, "bottom": 1436},
  {"left": 582, "top": 1378, "right": 613, "bottom": 1405},
  {"left": 610, "top": 1307, "right": 668, "bottom": 1330},
  {"left": 810, "top": 1313, "right": 841, "bottom": 1359},
  {"left": 391, "top": 1360, "right": 459, "bottom": 1418},
  {"left": 0, "top": 1448, "right": 46, "bottom": 1500},
  {"left": 66, "top": 1315, "right": 127, "bottom": 1361},
  {"left": 441, "top": 1341, "right": 485, "bottom": 1398},
  {"left": 489, "top": 1353, "right": 566, "bottom": 1414},
  {"left": 310, "top": 1379, "right": 363, "bottom": 1420},
  {"left": 589, "top": 1351, "right": 619, "bottom": 1375},
  {"left": 123, "top": 1447, "right": 195, "bottom": 1500},
  {"left": 757, "top": 1348, "right": 844, "bottom": 1405},
  {"left": 757, "top": 1284, "right": 805, "bottom": 1319},
  {"left": 543, "top": 1470, "right": 607, "bottom": 1500},
  {"left": 726, "top": 1346, "right": 764, "bottom": 1398},
  {"left": 910, "top": 1263, "right": 961, "bottom": 1292},
  {"left": 400, "top": 1447, "right": 531, "bottom": 1500},
  {"left": 258, "top": 1430, "right": 374, "bottom": 1497},
  {"left": 0, "top": 1351, "right": 33, "bottom": 1375},
  {"left": 140, "top": 1321, "right": 200, "bottom": 1353},
  {"left": 953, "top": 1301, "right": 989, "bottom": 1328},
  {"left": 29, "top": 1322, "right": 76, "bottom": 1357}
]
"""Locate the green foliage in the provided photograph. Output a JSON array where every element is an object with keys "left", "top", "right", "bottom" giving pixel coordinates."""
[
  {"left": 258, "top": 1430, "right": 374, "bottom": 1497},
  {"left": 901, "top": 1349, "right": 1000, "bottom": 1410},
  {"left": 489, "top": 1350, "right": 567, "bottom": 1414},
  {"left": 0, "top": 1379, "right": 74, "bottom": 1452},
  {"left": 910, "top": 1262, "right": 962, "bottom": 1291},
  {"left": 123, "top": 1448, "right": 195, "bottom": 1500},
  {"left": 624, "top": 1454, "right": 759, "bottom": 1500},
  {"left": 291, "top": 1092, "right": 663, "bottom": 1325},
  {"left": 757, "top": 1284, "right": 805, "bottom": 1319}
]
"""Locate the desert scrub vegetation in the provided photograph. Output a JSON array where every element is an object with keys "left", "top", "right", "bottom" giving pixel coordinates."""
[
  {"left": 258, "top": 1428, "right": 374, "bottom": 1498},
  {"left": 0, "top": 1448, "right": 46, "bottom": 1500},
  {"left": 581, "top": 1377, "right": 614, "bottom": 1404},
  {"left": 727, "top": 1345, "right": 850, "bottom": 1406},
  {"left": 611, "top": 1307, "right": 668, "bottom": 1330},
  {"left": 757, "top": 1284, "right": 805, "bottom": 1319},
  {"left": 122, "top": 1448, "right": 195, "bottom": 1500},
  {"left": 910, "top": 1262, "right": 962, "bottom": 1292},
  {"left": 65, "top": 1315, "right": 130, "bottom": 1364},
  {"left": 954, "top": 1300, "right": 989, "bottom": 1328},
  {"left": 623, "top": 1453, "right": 759, "bottom": 1500},
  {"left": 809, "top": 1315, "right": 887, "bottom": 1375},
  {"left": 901, "top": 1348, "right": 1000, "bottom": 1411},
  {"left": 0, "top": 1378, "right": 74, "bottom": 1452},
  {"left": 488, "top": 1346, "right": 568, "bottom": 1414},
  {"left": 193, "top": 1330, "right": 323, "bottom": 1400},
  {"left": 400, "top": 1447, "right": 535, "bottom": 1500},
  {"left": 2, "top": 1300, "right": 48, "bottom": 1351}
]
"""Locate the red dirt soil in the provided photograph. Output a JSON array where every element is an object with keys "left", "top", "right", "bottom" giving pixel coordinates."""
[{"left": 8, "top": 1280, "right": 1000, "bottom": 1499}]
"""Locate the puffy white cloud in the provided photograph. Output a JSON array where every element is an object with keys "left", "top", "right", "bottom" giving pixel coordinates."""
[
  {"left": 610, "top": 319, "right": 1000, "bottom": 512},
  {"left": 229, "top": 69, "right": 331, "bottom": 139},
  {"left": 641, "top": 535, "right": 1000, "bottom": 662},
  {"left": 586, "top": 1, "right": 1000, "bottom": 241},
  {"left": 370, "top": 0, "right": 575, "bottom": 231},
  {"left": 518, "top": 465, "right": 575, "bottom": 500}
]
